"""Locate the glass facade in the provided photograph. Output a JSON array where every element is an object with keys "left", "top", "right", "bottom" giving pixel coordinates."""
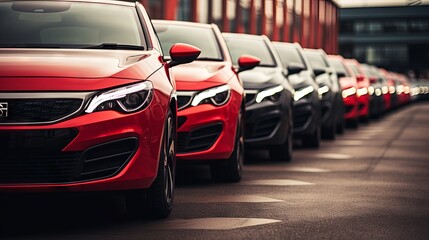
[{"left": 339, "top": 6, "right": 429, "bottom": 77}]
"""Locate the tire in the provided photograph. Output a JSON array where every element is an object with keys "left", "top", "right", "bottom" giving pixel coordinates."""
[
  {"left": 302, "top": 125, "right": 321, "bottom": 148},
  {"left": 210, "top": 111, "right": 244, "bottom": 183},
  {"left": 126, "top": 110, "right": 176, "bottom": 219}
]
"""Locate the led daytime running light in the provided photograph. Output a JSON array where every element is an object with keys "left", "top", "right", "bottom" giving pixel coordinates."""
[
  {"left": 255, "top": 85, "right": 284, "bottom": 103},
  {"left": 86, "top": 81, "right": 153, "bottom": 113},
  {"left": 318, "top": 85, "right": 330, "bottom": 95},
  {"left": 342, "top": 87, "right": 357, "bottom": 98},
  {"left": 191, "top": 85, "right": 231, "bottom": 106},
  {"left": 294, "top": 86, "right": 315, "bottom": 101}
]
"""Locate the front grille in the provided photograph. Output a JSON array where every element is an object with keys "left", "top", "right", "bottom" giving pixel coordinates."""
[
  {"left": 0, "top": 129, "right": 80, "bottom": 184},
  {"left": 294, "top": 111, "right": 311, "bottom": 129},
  {"left": 245, "top": 93, "right": 256, "bottom": 105},
  {"left": 177, "top": 123, "right": 223, "bottom": 153},
  {"left": 245, "top": 116, "right": 280, "bottom": 139},
  {"left": 0, "top": 99, "right": 82, "bottom": 124},
  {"left": 0, "top": 130, "right": 137, "bottom": 184}
]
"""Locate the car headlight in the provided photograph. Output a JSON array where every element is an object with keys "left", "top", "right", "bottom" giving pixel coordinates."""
[
  {"left": 396, "top": 85, "right": 404, "bottom": 95},
  {"left": 357, "top": 87, "right": 368, "bottom": 97},
  {"left": 318, "top": 85, "right": 330, "bottom": 96},
  {"left": 389, "top": 86, "right": 396, "bottom": 94},
  {"left": 368, "top": 86, "right": 375, "bottom": 95},
  {"left": 342, "top": 87, "right": 356, "bottom": 98},
  {"left": 294, "top": 86, "right": 315, "bottom": 101},
  {"left": 404, "top": 86, "right": 410, "bottom": 94},
  {"left": 375, "top": 88, "right": 382, "bottom": 96},
  {"left": 382, "top": 86, "right": 389, "bottom": 95},
  {"left": 255, "top": 85, "right": 284, "bottom": 103},
  {"left": 85, "top": 81, "right": 153, "bottom": 113},
  {"left": 191, "top": 85, "right": 231, "bottom": 107}
]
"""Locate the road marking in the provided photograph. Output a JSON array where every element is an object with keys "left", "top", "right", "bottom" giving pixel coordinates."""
[
  {"left": 286, "top": 167, "right": 331, "bottom": 172},
  {"left": 333, "top": 140, "right": 366, "bottom": 145},
  {"left": 242, "top": 179, "right": 314, "bottom": 186},
  {"left": 147, "top": 218, "right": 282, "bottom": 230},
  {"left": 312, "top": 153, "right": 353, "bottom": 159},
  {"left": 176, "top": 194, "right": 284, "bottom": 203},
  {"left": 244, "top": 166, "right": 330, "bottom": 173}
]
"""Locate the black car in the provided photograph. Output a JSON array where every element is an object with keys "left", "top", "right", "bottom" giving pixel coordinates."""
[
  {"left": 304, "top": 48, "right": 344, "bottom": 136},
  {"left": 223, "top": 33, "right": 294, "bottom": 161},
  {"left": 273, "top": 42, "right": 321, "bottom": 148}
]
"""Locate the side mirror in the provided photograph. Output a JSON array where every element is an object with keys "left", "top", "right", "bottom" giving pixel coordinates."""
[
  {"left": 313, "top": 67, "right": 326, "bottom": 76},
  {"left": 168, "top": 43, "right": 201, "bottom": 68},
  {"left": 356, "top": 74, "right": 365, "bottom": 82},
  {"left": 369, "top": 76, "right": 377, "bottom": 84},
  {"left": 287, "top": 62, "right": 305, "bottom": 75},
  {"left": 237, "top": 55, "right": 260, "bottom": 73}
]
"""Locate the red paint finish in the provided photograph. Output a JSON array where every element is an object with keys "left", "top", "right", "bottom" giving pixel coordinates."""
[
  {"left": 345, "top": 59, "right": 371, "bottom": 120},
  {"left": 0, "top": 1, "right": 179, "bottom": 193},
  {"left": 153, "top": 20, "right": 247, "bottom": 162}
]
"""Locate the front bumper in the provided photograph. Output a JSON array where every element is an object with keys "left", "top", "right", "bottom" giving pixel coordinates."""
[
  {"left": 343, "top": 95, "right": 359, "bottom": 120},
  {"left": 0, "top": 91, "right": 168, "bottom": 192},
  {"left": 175, "top": 91, "right": 241, "bottom": 161},
  {"left": 358, "top": 94, "right": 370, "bottom": 118},
  {"left": 244, "top": 94, "right": 291, "bottom": 148},
  {"left": 293, "top": 98, "right": 318, "bottom": 137}
]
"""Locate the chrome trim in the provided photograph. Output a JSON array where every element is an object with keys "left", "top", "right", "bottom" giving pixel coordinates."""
[{"left": 0, "top": 92, "right": 94, "bottom": 125}]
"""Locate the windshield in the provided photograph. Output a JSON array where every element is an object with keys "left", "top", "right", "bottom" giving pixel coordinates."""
[
  {"left": 306, "top": 51, "right": 329, "bottom": 69},
  {"left": 274, "top": 45, "right": 306, "bottom": 69},
  {"left": 224, "top": 37, "right": 276, "bottom": 67},
  {"left": 154, "top": 23, "right": 222, "bottom": 61},
  {"left": 0, "top": 1, "right": 145, "bottom": 48},
  {"left": 347, "top": 63, "right": 361, "bottom": 76},
  {"left": 329, "top": 59, "right": 350, "bottom": 77}
]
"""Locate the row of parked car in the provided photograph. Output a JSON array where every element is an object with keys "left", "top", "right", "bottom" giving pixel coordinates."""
[{"left": 1, "top": 0, "right": 428, "bottom": 221}]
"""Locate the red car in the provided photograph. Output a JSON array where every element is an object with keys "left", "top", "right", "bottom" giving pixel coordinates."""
[
  {"left": 379, "top": 69, "right": 398, "bottom": 109},
  {"left": 153, "top": 20, "right": 259, "bottom": 182},
  {"left": 328, "top": 55, "right": 359, "bottom": 127},
  {"left": 345, "top": 59, "right": 371, "bottom": 122},
  {"left": 0, "top": 0, "right": 200, "bottom": 219}
]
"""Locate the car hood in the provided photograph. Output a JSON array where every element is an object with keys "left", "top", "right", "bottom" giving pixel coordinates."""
[
  {"left": 238, "top": 66, "right": 280, "bottom": 89},
  {"left": 339, "top": 77, "right": 358, "bottom": 90},
  {"left": 0, "top": 49, "right": 163, "bottom": 91},
  {"left": 173, "top": 61, "right": 234, "bottom": 90}
]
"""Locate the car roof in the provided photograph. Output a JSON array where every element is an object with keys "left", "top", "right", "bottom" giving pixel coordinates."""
[
  {"left": 0, "top": 0, "right": 136, "bottom": 7},
  {"left": 153, "top": 20, "right": 214, "bottom": 29}
]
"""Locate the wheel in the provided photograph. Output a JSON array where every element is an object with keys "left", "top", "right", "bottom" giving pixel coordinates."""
[
  {"left": 126, "top": 110, "right": 176, "bottom": 219},
  {"left": 210, "top": 111, "right": 244, "bottom": 182},
  {"left": 269, "top": 123, "right": 293, "bottom": 162},
  {"left": 302, "top": 125, "right": 321, "bottom": 148}
]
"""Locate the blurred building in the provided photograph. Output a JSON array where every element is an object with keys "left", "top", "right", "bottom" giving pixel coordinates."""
[
  {"left": 140, "top": 0, "right": 339, "bottom": 54},
  {"left": 339, "top": 5, "right": 429, "bottom": 77}
]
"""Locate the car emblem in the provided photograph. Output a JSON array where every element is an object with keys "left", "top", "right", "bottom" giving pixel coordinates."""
[{"left": 0, "top": 102, "right": 8, "bottom": 118}]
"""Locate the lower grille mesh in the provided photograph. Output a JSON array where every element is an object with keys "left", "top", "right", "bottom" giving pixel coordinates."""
[{"left": 177, "top": 123, "right": 223, "bottom": 153}]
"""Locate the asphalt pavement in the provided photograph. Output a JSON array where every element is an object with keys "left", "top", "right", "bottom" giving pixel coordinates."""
[{"left": 1, "top": 101, "right": 429, "bottom": 240}]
